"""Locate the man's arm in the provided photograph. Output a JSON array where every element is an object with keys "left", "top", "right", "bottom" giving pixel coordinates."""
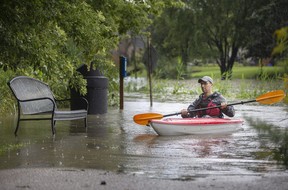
[{"left": 216, "top": 94, "right": 235, "bottom": 117}]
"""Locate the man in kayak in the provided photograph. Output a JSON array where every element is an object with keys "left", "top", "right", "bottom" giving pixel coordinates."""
[{"left": 181, "top": 76, "right": 235, "bottom": 118}]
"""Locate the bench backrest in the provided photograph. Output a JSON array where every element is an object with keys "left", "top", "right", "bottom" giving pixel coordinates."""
[{"left": 8, "top": 76, "right": 56, "bottom": 114}]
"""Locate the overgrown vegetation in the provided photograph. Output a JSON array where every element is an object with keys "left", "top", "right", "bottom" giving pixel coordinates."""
[
  {"left": 0, "top": 0, "right": 178, "bottom": 115},
  {"left": 125, "top": 76, "right": 284, "bottom": 104},
  {"left": 0, "top": 143, "right": 25, "bottom": 155},
  {"left": 150, "top": 0, "right": 288, "bottom": 79},
  {"left": 272, "top": 26, "right": 288, "bottom": 103},
  {"left": 246, "top": 117, "right": 288, "bottom": 168},
  {"left": 1, "top": 0, "right": 287, "bottom": 116}
]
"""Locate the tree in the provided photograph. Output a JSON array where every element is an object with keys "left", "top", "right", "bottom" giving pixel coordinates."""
[
  {"left": 186, "top": 0, "right": 263, "bottom": 79},
  {"left": 246, "top": 0, "right": 288, "bottom": 61},
  {"left": 0, "top": 0, "right": 118, "bottom": 96},
  {"left": 0, "top": 0, "right": 175, "bottom": 114},
  {"left": 0, "top": 0, "right": 171, "bottom": 94},
  {"left": 151, "top": 0, "right": 288, "bottom": 79},
  {"left": 272, "top": 25, "right": 288, "bottom": 99},
  {"left": 151, "top": 6, "right": 195, "bottom": 68}
]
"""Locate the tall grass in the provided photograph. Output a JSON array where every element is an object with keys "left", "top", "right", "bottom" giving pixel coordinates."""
[
  {"left": 188, "top": 65, "right": 285, "bottom": 79},
  {"left": 124, "top": 76, "right": 284, "bottom": 104},
  {"left": 0, "top": 143, "right": 25, "bottom": 156},
  {"left": 125, "top": 62, "right": 286, "bottom": 103},
  {"left": 0, "top": 70, "right": 17, "bottom": 115},
  {"left": 246, "top": 117, "right": 288, "bottom": 168}
]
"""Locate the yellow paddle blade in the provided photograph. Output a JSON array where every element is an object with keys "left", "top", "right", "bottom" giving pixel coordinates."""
[
  {"left": 256, "top": 90, "right": 286, "bottom": 105},
  {"left": 133, "top": 113, "right": 163, "bottom": 125}
]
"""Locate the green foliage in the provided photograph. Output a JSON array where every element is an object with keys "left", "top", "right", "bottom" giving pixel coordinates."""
[
  {"left": 151, "top": 0, "right": 288, "bottom": 79},
  {"left": 124, "top": 76, "right": 284, "bottom": 104},
  {"left": 0, "top": 0, "right": 118, "bottom": 100},
  {"left": 175, "top": 56, "right": 185, "bottom": 80},
  {"left": 188, "top": 65, "right": 285, "bottom": 80},
  {"left": 0, "top": 0, "right": 173, "bottom": 114},
  {"left": 125, "top": 62, "right": 285, "bottom": 102},
  {"left": 0, "top": 143, "right": 25, "bottom": 156},
  {"left": 0, "top": 70, "right": 17, "bottom": 114},
  {"left": 153, "top": 56, "right": 187, "bottom": 79},
  {"left": 247, "top": 0, "right": 288, "bottom": 58},
  {"left": 272, "top": 26, "right": 288, "bottom": 104},
  {"left": 246, "top": 117, "right": 288, "bottom": 167},
  {"left": 272, "top": 26, "right": 288, "bottom": 67}
]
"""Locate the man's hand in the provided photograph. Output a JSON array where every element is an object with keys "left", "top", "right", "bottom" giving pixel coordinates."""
[
  {"left": 181, "top": 109, "right": 189, "bottom": 118},
  {"left": 220, "top": 102, "right": 228, "bottom": 109}
]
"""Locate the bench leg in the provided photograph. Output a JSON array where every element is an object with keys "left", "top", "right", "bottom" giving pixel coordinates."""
[
  {"left": 84, "top": 118, "right": 87, "bottom": 128},
  {"left": 14, "top": 108, "right": 21, "bottom": 136},
  {"left": 14, "top": 118, "right": 20, "bottom": 136},
  {"left": 51, "top": 120, "right": 56, "bottom": 135}
]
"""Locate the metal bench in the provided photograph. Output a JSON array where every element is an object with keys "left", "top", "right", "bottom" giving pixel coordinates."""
[{"left": 7, "top": 76, "right": 88, "bottom": 135}]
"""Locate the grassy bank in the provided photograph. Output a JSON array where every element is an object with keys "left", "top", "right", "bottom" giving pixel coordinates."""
[
  {"left": 130, "top": 64, "right": 285, "bottom": 80},
  {"left": 125, "top": 77, "right": 287, "bottom": 104},
  {"left": 187, "top": 65, "right": 284, "bottom": 79},
  {"left": 125, "top": 64, "right": 287, "bottom": 103}
]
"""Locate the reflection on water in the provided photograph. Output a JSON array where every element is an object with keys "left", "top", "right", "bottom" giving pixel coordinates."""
[
  {"left": 0, "top": 101, "right": 287, "bottom": 180},
  {"left": 245, "top": 117, "right": 288, "bottom": 167}
]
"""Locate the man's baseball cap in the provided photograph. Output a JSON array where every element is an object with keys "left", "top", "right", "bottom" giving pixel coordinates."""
[{"left": 198, "top": 76, "right": 213, "bottom": 84}]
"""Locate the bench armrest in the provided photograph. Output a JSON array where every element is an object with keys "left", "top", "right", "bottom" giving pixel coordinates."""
[{"left": 19, "top": 97, "right": 55, "bottom": 103}]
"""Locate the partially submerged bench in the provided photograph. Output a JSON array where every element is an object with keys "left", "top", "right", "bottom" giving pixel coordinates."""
[{"left": 7, "top": 76, "right": 88, "bottom": 135}]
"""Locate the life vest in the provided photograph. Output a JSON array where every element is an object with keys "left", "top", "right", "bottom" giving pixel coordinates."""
[{"left": 196, "top": 95, "right": 222, "bottom": 118}]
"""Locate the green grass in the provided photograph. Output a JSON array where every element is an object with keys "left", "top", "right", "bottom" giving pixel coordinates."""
[
  {"left": 0, "top": 143, "right": 25, "bottom": 155},
  {"left": 188, "top": 65, "right": 284, "bottom": 79},
  {"left": 125, "top": 64, "right": 287, "bottom": 103}
]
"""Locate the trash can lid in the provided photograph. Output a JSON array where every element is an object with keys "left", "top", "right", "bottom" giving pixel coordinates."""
[{"left": 76, "top": 64, "right": 103, "bottom": 76}]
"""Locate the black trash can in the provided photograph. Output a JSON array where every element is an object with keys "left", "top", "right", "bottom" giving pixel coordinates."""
[
  {"left": 71, "top": 64, "right": 108, "bottom": 114},
  {"left": 86, "top": 76, "right": 108, "bottom": 114}
]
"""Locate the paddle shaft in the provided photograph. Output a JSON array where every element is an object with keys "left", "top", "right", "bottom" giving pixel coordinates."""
[
  {"left": 193, "top": 99, "right": 256, "bottom": 112},
  {"left": 133, "top": 90, "right": 285, "bottom": 125},
  {"left": 163, "top": 99, "right": 257, "bottom": 118}
]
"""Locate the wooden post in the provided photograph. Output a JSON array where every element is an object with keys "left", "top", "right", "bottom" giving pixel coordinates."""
[
  {"left": 147, "top": 37, "right": 153, "bottom": 107},
  {"left": 119, "top": 56, "right": 126, "bottom": 110},
  {"left": 120, "top": 69, "right": 124, "bottom": 110}
]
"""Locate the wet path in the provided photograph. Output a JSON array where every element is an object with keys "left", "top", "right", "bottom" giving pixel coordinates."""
[{"left": 0, "top": 100, "right": 287, "bottom": 180}]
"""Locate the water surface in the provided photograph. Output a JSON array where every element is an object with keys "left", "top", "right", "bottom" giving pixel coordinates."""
[{"left": 0, "top": 100, "right": 287, "bottom": 180}]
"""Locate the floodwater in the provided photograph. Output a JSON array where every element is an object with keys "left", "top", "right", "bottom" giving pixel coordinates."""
[{"left": 0, "top": 98, "right": 287, "bottom": 181}]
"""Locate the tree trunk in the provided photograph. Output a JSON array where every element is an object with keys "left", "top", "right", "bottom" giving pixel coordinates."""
[
  {"left": 219, "top": 46, "right": 238, "bottom": 80},
  {"left": 181, "top": 40, "right": 189, "bottom": 71},
  {"left": 218, "top": 51, "right": 227, "bottom": 80},
  {"left": 220, "top": 62, "right": 227, "bottom": 80},
  {"left": 226, "top": 46, "right": 238, "bottom": 79}
]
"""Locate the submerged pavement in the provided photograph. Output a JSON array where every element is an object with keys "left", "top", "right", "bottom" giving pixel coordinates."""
[
  {"left": 1, "top": 168, "right": 288, "bottom": 190},
  {"left": 1, "top": 100, "right": 288, "bottom": 189}
]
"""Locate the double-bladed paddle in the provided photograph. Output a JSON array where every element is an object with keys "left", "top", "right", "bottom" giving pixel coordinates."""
[{"left": 133, "top": 90, "right": 286, "bottom": 125}]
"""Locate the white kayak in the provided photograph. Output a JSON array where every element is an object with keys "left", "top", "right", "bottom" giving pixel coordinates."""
[{"left": 149, "top": 118, "right": 243, "bottom": 136}]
